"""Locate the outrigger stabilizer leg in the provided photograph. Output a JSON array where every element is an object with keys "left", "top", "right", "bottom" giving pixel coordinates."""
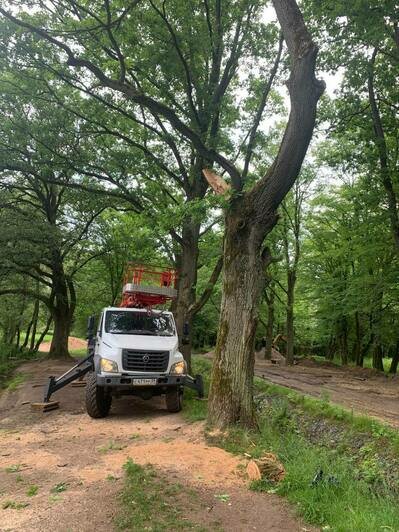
[
  {"left": 43, "top": 352, "right": 94, "bottom": 404},
  {"left": 184, "top": 374, "right": 204, "bottom": 398}
]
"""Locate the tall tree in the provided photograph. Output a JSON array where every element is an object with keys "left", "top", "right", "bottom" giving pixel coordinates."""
[
  {"left": 0, "top": 81, "right": 109, "bottom": 358},
  {"left": 0, "top": 0, "right": 324, "bottom": 425},
  {"left": 0, "top": 0, "right": 283, "bottom": 367}
]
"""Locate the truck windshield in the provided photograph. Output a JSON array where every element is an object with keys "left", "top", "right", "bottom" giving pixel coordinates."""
[{"left": 104, "top": 311, "right": 175, "bottom": 337}]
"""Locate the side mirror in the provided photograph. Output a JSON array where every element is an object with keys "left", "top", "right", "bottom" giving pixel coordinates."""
[{"left": 87, "top": 315, "right": 95, "bottom": 340}]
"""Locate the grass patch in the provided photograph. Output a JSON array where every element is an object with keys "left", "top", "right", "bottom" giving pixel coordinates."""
[
  {"left": 187, "top": 356, "right": 399, "bottom": 532},
  {"left": 310, "top": 354, "right": 392, "bottom": 373},
  {"left": 50, "top": 482, "right": 68, "bottom": 494},
  {"left": 26, "top": 485, "right": 39, "bottom": 496},
  {"left": 5, "top": 464, "right": 23, "bottom": 473},
  {"left": 2, "top": 500, "right": 29, "bottom": 510},
  {"left": 116, "top": 459, "right": 205, "bottom": 531},
  {"left": 98, "top": 440, "right": 127, "bottom": 453},
  {"left": 5, "top": 373, "right": 27, "bottom": 391},
  {"left": 0, "top": 342, "right": 46, "bottom": 389},
  {"left": 70, "top": 348, "right": 88, "bottom": 358},
  {"left": 182, "top": 356, "right": 211, "bottom": 422},
  {"left": 254, "top": 378, "right": 399, "bottom": 454}
]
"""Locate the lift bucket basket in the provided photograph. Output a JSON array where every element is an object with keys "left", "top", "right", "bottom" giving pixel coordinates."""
[{"left": 120, "top": 263, "right": 178, "bottom": 308}]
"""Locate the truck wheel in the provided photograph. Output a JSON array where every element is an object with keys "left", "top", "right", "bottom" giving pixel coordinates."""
[
  {"left": 165, "top": 387, "right": 182, "bottom": 413},
  {"left": 86, "top": 372, "right": 112, "bottom": 418}
]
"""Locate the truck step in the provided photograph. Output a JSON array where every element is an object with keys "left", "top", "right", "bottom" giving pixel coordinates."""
[{"left": 31, "top": 401, "right": 60, "bottom": 412}]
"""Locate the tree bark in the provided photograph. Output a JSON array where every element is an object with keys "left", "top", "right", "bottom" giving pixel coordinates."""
[
  {"left": 372, "top": 342, "right": 384, "bottom": 371},
  {"left": 29, "top": 298, "right": 40, "bottom": 352},
  {"left": 49, "top": 306, "right": 71, "bottom": 359},
  {"left": 208, "top": 208, "right": 271, "bottom": 428},
  {"left": 338, "top": 317, "right": 348, "bottom": 365},
  {"left": 48, "top": 252, "right": 74, "bottom": 359},
  {"left": 33, "top": 314, "right": 53, "bottom": 353},
  {"left": 264, "top": 288, "right": 275, "bottom": 360},
  {"left": 354, "top": 311, "right": 363, "bottom": 366},
  {"left": 389, "top": 341, "right": 399, "bottom": 374},
  {"left": 368, "top": 49, "right": 399, "bottom": 252},
  {"left": 173, "top": 220, "right": 200, "bottom": 372},
  {"left": 285, "top": 270, "right": 296, "bottom": 365}
]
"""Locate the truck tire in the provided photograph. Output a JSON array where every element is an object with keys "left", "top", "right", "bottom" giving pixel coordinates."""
[
  {"left": 165, "top": 387, "right": 182, "bottom": 413},
  {"left": 85, "top": 372, "right": 112, "bottom": 418}
]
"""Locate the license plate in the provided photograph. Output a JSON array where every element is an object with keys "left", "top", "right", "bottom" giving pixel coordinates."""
[{"left": 133, "top": 378, "right": 157, "bottom": 386}]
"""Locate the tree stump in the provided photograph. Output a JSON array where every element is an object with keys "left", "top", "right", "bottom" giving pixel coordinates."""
[{"left": 246, "top": 453, "right": 285, "bottom": 482}]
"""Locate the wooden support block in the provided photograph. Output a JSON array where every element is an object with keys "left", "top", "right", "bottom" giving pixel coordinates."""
[
  {"left": 31, "top": 401, "right": 60, "bottom": 413},
  {"left": 71, "top": 381, "right": 86, "bottom": 387}
]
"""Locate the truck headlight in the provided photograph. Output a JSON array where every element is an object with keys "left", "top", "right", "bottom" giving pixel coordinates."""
[
  {"left": 100, "top": 357, "right": 118, "bottom": 373},
  {"left": 170, "top": 360, "right": 187, "bottom": 375}
]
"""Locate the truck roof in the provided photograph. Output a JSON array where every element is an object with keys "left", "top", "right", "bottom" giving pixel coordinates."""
[{"left": 103, "top": 307, "right": 173, "bottom": 315}]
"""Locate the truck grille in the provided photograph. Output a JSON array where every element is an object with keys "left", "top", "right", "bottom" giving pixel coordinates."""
[{"left": 122, "top": 349, "right": 169, "bottom": 372}]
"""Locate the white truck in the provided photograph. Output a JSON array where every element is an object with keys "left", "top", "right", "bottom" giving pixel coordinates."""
[
  {"left": 85, "top": 306, "right": 188, "bottom": 417},
  {"left": 42, "top": 264, "right": 203, "bottom": 415}
]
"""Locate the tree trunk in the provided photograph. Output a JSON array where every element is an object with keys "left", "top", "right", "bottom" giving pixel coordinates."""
[
  {"left": 354, "top": 312, "right": 363, "bottom": 367},
  {"left": 21, "top": 318, "right": 33, "bottom": 351},
  {"left": 208, "top": 209, "right": 271, "bottom": 428},
  {"left": 286, "top": 270, "right": 296, "bottom": 365},
  {"left": 34, "top": 314, "right": 53, "bottom": 353},
  {"left": 264, "top": 289, "right": 275, "bottom": 360},
  {"left": 173, "top": 220, "right": 200, "bottom": 372},
  {"left": 49, "top": 306, "right": 72, "bottom": 359},
  {"left": 389, "top": 341, "right": 399, "bottom": 374},
  {"left": 29, "top": 298, "right": 40, "bottom": 352},
  {"left": 207, "top": 0, "right": 324, "bottom": 428},
  {"left": 372, "top": 342, "right": 384, "bottom": 371},
  {"left": 48, "top": 253, "right": 74, "bottom": 359},
  {"left": 338, "top": 317, "right": 348, "bottom": 365}
]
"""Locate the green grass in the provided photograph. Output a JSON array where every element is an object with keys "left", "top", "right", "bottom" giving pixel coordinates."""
[
  {"left": 311, "top": 354, "right": 392, "bottom": 372},
  {"left": 26, "top": 485, "right": 39, "bottom": 496},
  {"left": 116, "top": 459, "right": 206, "bottom": 531},
  {"left": 5, "top": 373, "right": 27, "bottom": 391},
  {"left": 98, "top": 440, "right": 127, "bottom": 453},
  {"left": 182, "top": 356, "right": 211, "bottom": 422},
  {"left": 2, "top": 500, "right": 29, "bottom": 510},
  {"left": 184, "top": 356, "right": 399, "bottom": 532}
]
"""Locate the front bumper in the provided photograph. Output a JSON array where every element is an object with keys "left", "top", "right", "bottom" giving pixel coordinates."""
[
  {"left": 97, "top": 373, "right": 204, "bottom": 397},
  {"left": 96, "top": 373, "right": 185, "bottom": 387}
]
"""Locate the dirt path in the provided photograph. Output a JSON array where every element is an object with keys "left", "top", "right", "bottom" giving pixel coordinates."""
[
  {"left": 0, "top": 360, "right": 311, "bottom": 532},
  {"left": 254, "top": 358, "right": 399, "bottom": 428},
  {"left": 38, "top": 336, "right": 86, "bottom": 353}
]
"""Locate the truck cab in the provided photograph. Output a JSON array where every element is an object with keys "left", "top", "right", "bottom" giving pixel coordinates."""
[{"left": 86, "top": 307, "right": 187, "bottom": 418}]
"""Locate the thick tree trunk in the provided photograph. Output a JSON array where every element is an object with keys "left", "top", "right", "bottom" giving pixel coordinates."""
[
  {"left": 264, "top": 289, "right": 275, "bottom": 360},
  {"left": 208, "top": 208, "right": 271, "bottom": 428},
  {"left": 173, "top": 220, "right": 200, "bottom": 372},
  {"left": 48, "top": 253, "right": 74, "bottom": 359},
  {"left": 372, "top": 342, "right": 384, "bottom": 371},
  {"left": 207, "top": 0, "right": 324, "bottom": 428},
  {"left": 49, "top": 306, "right": 72, "bottom": 359},
  {"left": 285, "top": 270, "right": 296, "bottom": 365}
]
